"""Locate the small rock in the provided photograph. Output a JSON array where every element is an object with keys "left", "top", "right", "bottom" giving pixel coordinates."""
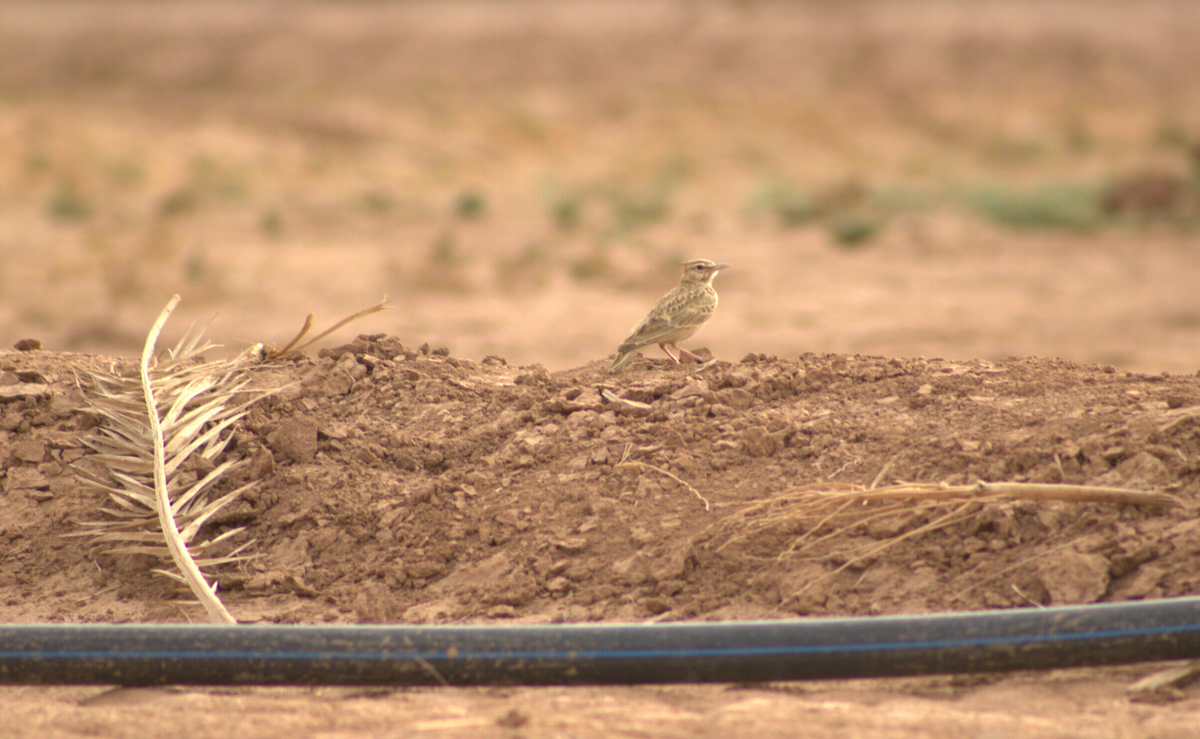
[
  {"left": 1100, "top": 445, "right": 1125, "bottom": 462},
  {"left": 741, "top": 427, "right": 781, "bottom": 457},
  {"left": 554, "top": 537, "right": 589, "bottom": 553},
  {"left": 1121, "top": 564, "right": 1166, "bottom": 599},
  {"left": 424, "top": 449, "right": 445, "bottom": 469},
  {"left": 353, "top": 582, "right": 399, "bottom": 623},
  {"left": 650, "top": 544, "right": 694, "bottom": 582},
  {"left": 669, "top": 379, "right": 708, "bottom": 401},
  {"left": 334, "top": 353, "right": 367, "bottom": 381},
  {"left": 548, "top": 388, "right": 602, "bottom": 414},
  {"left": 321, "top": 372, "right": 353, "bottom": 396},
  {"left": 272, "top": 417, "right": 319, "bottom": 463},
  {"left": 1096, "top": 451, "right": 1172, "bottom": 489},
  {"left": 406, "top": 560, "right": 446, "bottom": 579},
  {"left": 641, "top": 597, "right": 672, "bottom": 615},
  {"left": 716, "top": 387, "right": 754, "bottom": 411},
  {"left": 496, "top": 709, "right": 529, "bottom": 729},
  {"left": 410, "top": 480, "right": 436, "bottom": 504},
  {"left": 515, "top": 365, "right": 550, "bottom": 385},
  {"left": 10, "top": 440, "right": 46, "bottom": 464},
  {"left": 247, "top": 447, "right": 275, "bottom": 481},
  {"left": 183, "top": 454, "right": 216, "bottom": 476},
  {"left": 1036, "top": 550, "right": 1109, "bottom": 604},
  {"left": 37, "top": 461, "right": 62, "bottom": 478},
  {"left": 612, "top": 552, "right": 654, "bottom": 585},
  {"left": 484, "top": 572, "right": 538, "bottom": 607},
  {"left": 321, "top": 421, "right": 351, "bottom": 440},
  {"left": 5, "top": 467, "right": 49, "bottom": 492},
  {"left": 0, "top": 383, "right": 49, "bottom": 400}
]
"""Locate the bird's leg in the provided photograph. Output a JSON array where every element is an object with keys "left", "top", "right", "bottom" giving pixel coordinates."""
[
  {"left": 658, "top": 343, "right": 681, "bottom": 364},
  {"left": 677, "top": 347, "right": 704, "bottom": 362}
]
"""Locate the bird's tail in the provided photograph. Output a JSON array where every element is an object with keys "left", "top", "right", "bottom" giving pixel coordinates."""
[{"left": 607, "top": 350, "right": 636, "bottom": 374}]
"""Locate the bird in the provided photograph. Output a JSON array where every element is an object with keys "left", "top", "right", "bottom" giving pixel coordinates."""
[{"left": 607, "top": 259, "right": 729, "bottom": 374}]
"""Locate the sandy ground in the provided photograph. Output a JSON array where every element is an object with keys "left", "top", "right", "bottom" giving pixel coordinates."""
[
  {"left": 2, "top": 1, "right": 1200, "bottom": 736},
  {"left": 1, "top": 0, "right": 1199, "bottom": 374}
]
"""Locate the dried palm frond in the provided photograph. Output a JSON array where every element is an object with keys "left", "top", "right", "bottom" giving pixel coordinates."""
[{"left": 74, "top": 295, "right": 274, "bottom": 623}]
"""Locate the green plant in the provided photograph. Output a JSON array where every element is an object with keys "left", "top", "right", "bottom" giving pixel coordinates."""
[
  {"left": 431, "top": 231, "right": 458, "bottom": 266},
  {"left": 749, "top": 182, "right": 821, "bottom": 227},
  {"left": 24, "top": 151, "right": 51, "bottom": 174},
  {"left": 569, "top": 247, "right": 613, "bottom": 282},
  {"left": 964, "top": 182, "right": 1104, "bottom": 232},
  {"left": 536, "top": 177, "right": 586, "bottom": 231},
  {"left": 158, "top": 188, "right": 199, "bottom": 218},
  {"left": 827, "top": 211, "right": 883, "bottom": 247},
  {"left": 106, "top": 158, "right": 144, "bottom": 188},
  {"left": 46, "top": 182, "right": 92, "bottom": 222},
  {"left": 188, "top": 154, "right": 251, "bottom": 205},
  {"left": 185, "top": 251, "right": 206, "bottom": 283},
  {"left": 359, "top": 189, "right": 393, "bottom": 215},
  {"left": 1152, "top": 118, "right": 1192, "bottom": 151},
  {"left": 604, "top": 185, "right": 671, "bottom": 232},
  {"left": 453, "top": 189, "right": 486, "bottom": 220},
  {"left": 260, "top": 207, "right": 283, "bottom": 238},
  {"left": 551, "top": 195, "right": 583, "bottom": 231},
  {"left": 496, "top": 242, "right": 552, "bottom": 292},
  {"left": 980, "top": 134, "right": 1045, "bottom": 164},
  {"left": 1060, "top": 112, "right": 1093, "bottom": 154}
]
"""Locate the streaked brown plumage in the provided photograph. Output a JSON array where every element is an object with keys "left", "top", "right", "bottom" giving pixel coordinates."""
[{"left": 607, "top": 259, "right": 729, "bottom": 374}]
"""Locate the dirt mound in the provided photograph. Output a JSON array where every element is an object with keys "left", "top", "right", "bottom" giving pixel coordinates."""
[{"left": 2, "top": 338, "right": 1198, "bottom": 628}]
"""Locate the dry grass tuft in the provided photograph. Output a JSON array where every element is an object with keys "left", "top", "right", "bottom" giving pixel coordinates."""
[{"left": 709, "top": 481, "right": 1182, "bottom": 600}]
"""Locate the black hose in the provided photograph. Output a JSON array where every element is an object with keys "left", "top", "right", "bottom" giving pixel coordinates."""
[{"left": 2, "top": 597, "right": 1199, "bottom": 686}]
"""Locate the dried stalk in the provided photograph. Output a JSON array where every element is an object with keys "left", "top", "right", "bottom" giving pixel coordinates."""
[
  {"left": 830, "top": 481, "right": 1181, "bottom": 508},
  {"left": 265, "top": 297, "right": 390, "bottom": 360},
  {"left": 616, "top": 444, "right": 711, "bottom": 510}
]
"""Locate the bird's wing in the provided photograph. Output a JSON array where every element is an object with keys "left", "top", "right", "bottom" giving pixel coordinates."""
[
  {"left": 618, "top": 300, "right": 714, "bottom": 351},
  {"left": 667, "top": 301, "right": 716, "bottom": 330}
]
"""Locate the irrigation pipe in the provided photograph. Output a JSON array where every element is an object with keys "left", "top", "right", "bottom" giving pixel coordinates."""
[{"left": 2, "top": 597, "right": 1199, "bottom": 686}]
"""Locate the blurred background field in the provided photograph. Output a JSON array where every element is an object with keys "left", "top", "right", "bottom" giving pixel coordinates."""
[{"left": 1, "top": 0, "right": 1198, "bottom": 372}]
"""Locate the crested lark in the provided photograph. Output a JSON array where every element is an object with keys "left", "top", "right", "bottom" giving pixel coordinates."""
[{"left": 607, "top": 259, "right": 729, "bottom": 374}]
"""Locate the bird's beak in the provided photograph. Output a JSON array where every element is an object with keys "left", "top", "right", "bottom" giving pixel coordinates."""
[{"left": 711, "top": 263, "right": 730, "bottom": 271}]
